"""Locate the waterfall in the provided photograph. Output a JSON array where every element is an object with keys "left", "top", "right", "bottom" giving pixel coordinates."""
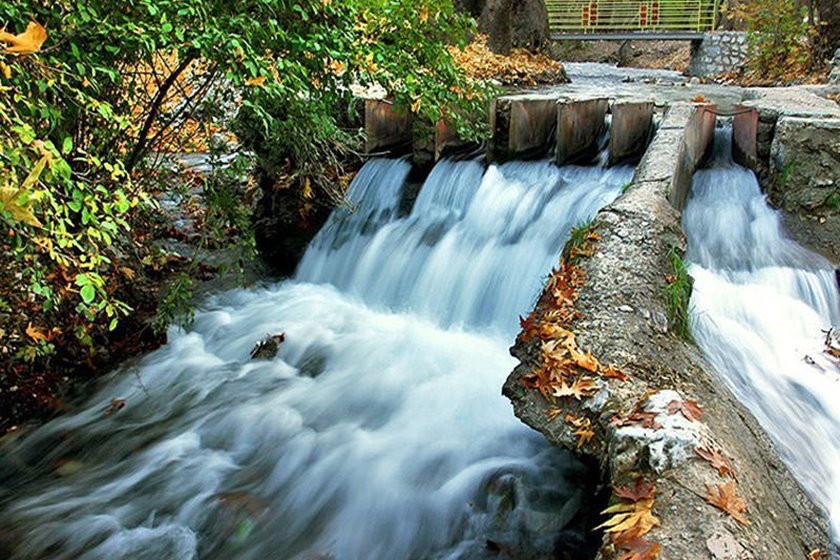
[
  {"left": 684, "top": 129, "right": 840, "bottom": 535},
  {"left": 0, "top": 157, "right": 632, "bottom": 560}
]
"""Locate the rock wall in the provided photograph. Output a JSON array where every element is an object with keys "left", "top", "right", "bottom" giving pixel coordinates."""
[
  {"left": 686, "top": 32, "right": 748, "bottom": 77},
  {"left": 769, "top": 117, "right": 840, "bottom": 264}
]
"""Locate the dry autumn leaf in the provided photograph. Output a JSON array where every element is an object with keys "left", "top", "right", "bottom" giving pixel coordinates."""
[
  {"left": 704, "top": 480, "right": 749, "bottom": 525},
  {"left": 696, "top": 445, "right": 736, "bottom": 479},
  {"left": 611, "top": 410, "right": 661, "bottom": 430},
  {"left": 565, "top": 414, "right": 595, "bottom": 448},
  {"left": 552, "top": 376, "right": 598, "bottom": 400},
  {"left": 102, "top": 398, "right": 126, "bottom": 418},
  {"left": 614, "top": 534, "right": 661, "bottom": 560},
  {"left": 25, "top": 323, "right": 48, "bottom": 342},
  {"left": 614, "top": 478, "right": 656, "bottom": 503},
  {"left": 667, "top": 399, "right": 703, "bottom": 422},
  {"left": 0, "top": 21, "right": 48, "bottom": 54},
  {"left": 598, "top": 499, "right": 660, "bottom": 537}
]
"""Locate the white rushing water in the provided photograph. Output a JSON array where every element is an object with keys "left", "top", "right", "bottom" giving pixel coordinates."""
[
  {"left": 684, "top": 130, "right": 840, "bottom": 535},
  {"left": 0, "top": 157, "right": 633, "bottom": 559}
]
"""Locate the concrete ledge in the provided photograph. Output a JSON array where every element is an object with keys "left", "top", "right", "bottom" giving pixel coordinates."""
[
  {"left": 670, "top": 103, "right": 717, "bottom": 211},
  {"left": 732, "top": 105, "right": 759, "bottom": 172},
  {"left": 364, "top": 100, "right": 411, "bottom": 154},
  {"left": 608, "top": 101, "right": 654, "bottom": 167},
  {"left": 490, "top": 94, "right": 559, "bottom": 161},
  {"left": 555, "top": 98, "right": 608, "bottom": 166},
  {"left": 505, "top": 100, "right": 830, "bottom": 560}
]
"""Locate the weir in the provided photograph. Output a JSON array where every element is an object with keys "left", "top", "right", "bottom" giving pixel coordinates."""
[{"left": 1, "top": 93, "right": 836, "bottom": 560}]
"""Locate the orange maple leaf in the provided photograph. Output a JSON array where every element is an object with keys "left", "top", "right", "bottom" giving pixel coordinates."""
[
  {"left": 696, "top": 446, "right": 736, "bottom": 479},
  {"left": 565, "top": 414, "right": 595, "bottom": 448},
  {"left": 552, "top": 376, "right": 598, "bottom": 400},
  {"left": 0, "top": 21, "right": 47, "bottom": 54},
  {"left": 704, "top": 480, "right": 749, "bottom": 525}
]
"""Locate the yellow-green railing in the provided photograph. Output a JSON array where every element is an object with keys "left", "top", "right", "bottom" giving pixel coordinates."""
[{"left": 547, "top": 0, "right": 720, "bottom": 35}]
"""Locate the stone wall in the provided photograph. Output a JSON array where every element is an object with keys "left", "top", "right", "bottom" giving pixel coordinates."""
[{"left": 686, "top": 32, "right": 748, "bottom": 77}]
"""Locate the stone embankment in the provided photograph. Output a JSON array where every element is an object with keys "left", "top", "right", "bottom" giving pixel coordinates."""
[
  {"left": 733, "top": 90, "right": 840, "bottom": 264},
  {"left": 504, "top": 103, "right": 833, "bottom": 560}
]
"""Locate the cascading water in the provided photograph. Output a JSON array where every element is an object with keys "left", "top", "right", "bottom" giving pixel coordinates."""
[
  {"left": 0, "top": 156, "right": 633, "bottom": 560},
  {"left": 683, "top": 128, "right": 840, "bottom": 536}
]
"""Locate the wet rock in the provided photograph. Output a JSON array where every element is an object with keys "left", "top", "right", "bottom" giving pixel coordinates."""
[
  {"left": 250, "top": 332, "right": 286, "bottom": 360},
  {"left": 769, "top": 116, "right": 840, "bottom": 263}
]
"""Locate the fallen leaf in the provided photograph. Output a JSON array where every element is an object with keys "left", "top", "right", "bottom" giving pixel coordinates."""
[
  {"left": 614, "top": 478, "right": 656, "bottom": 503},
  {"left": 598, "top": 499, "right": 660, "bottom": 537},
  {"left": 102, "top": 398, "right": 126, "bottom": 418},
  {"left": 614, "top": 533, "right": 661, "bottom": 560},
  {"left": 704, "top": 480, "right": 749, "bottom": 525},
  {"left": 611, "top": 410, "right": 661, "bottom": 430},
  {"left": 25, "top": 323, "right": 48, "bottom": 342},
  {"left": 667, "top": 399, "right": 703, "bottom": 422},
  {"left": 809, "top": 549, "right": 826, "bottom": 560},
  {"left": 696, "top": 446, "right": 736, "bottom": 479},
  {"left": 602, "top": 365, "right": 628, "bottom": 380},
  {"left": 565, "top": 414, "right": 595, "bottom": 448},
  {"left": 0, "top": 21, "right": 48, "bottom": 54},
  {"left": 552, "top": 376, "right": 598, "bottom": 400}
]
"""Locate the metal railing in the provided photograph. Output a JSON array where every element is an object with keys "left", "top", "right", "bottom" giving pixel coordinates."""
[{"left": 547, "top": 0, "right": 720, "bottom": 36}]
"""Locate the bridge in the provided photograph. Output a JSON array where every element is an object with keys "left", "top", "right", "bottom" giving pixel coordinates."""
[{"left": 546, "top": 0, "right": 721, "bottom": 40}]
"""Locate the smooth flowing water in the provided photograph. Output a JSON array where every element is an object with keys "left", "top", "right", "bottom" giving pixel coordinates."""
[
  {"left": 684, "top": 130, "right": 840, "bottom": 535},
  {"left": 0, "top": 157, "right": 633, "bottom": 559}
]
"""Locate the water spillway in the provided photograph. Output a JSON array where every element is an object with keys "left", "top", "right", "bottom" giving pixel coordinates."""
[
  {"left": 683, "top": 130, "right": 840, "bottom": 535},
  {"left": 0, "top": 157, "right": 633, "bottom": 559}
]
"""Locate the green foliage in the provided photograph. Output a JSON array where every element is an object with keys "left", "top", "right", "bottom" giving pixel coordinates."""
[
  {"left": 564, "top": 219, "right": 599, "bottom": 264},
  {"left": 729, "top": 0, "right": 814, "bottom": 80},
  {"left": 1, "top": 0, "right": 485, "bottom": 359},
  {"left": 664, "top": 247, "right": 693, "bottom": 341}
]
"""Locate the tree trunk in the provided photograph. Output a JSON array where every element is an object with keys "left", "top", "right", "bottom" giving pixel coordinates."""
[{"left": 815, "top": 0, "right": 840, "bottom": 58}]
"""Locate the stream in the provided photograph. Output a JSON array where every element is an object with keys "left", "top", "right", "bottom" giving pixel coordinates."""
[
  {"left": 0, "top": 157, "right": 632, "bottom": 559},
  {"left": 684, "top": 129, "right": 840, "bottom": 535}
]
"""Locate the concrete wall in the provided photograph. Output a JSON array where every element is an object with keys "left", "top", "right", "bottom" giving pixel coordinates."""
[
  {"left": 556, "top": 98, "right": 608, "bottom": 166},
  {"left": 364, "top": 100, "right": 412, "bottom": 154},
  {"left": 686, "top": 32, "right": 748, "bottom": 78},
  {"left": 608, "top": 101, "right": 654, "bottom": 167},
  {"left": 632, "top": 103, "right": 716, "bottom": 212},
  {"left": 732, "top": 106, "right": 759, "bottom": 172},
  {"left": 490, "top": 94, "right": 559, "bottom": 161}
]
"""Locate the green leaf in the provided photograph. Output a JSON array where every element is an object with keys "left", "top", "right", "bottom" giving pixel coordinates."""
[
  {"left": 80, "top": 284, "right": 96, "bottom": 304},
  {"left": 62, "top": 137, "right": 74, "bottom": 155}
]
